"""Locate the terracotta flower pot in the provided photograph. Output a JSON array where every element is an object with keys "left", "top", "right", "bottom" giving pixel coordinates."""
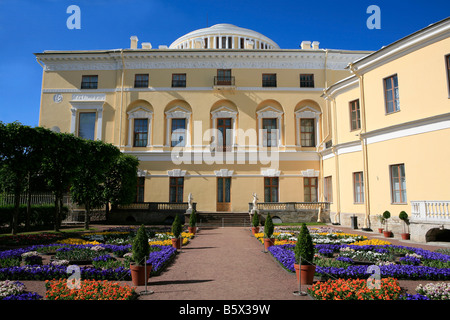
[
  {"left": 172, "top": 237, "right": 182, "bottom": 249},
  {"left": 130, "top": 263, "right": 152, "bottom": 286},
  {"left": 383, "top": 231, "right": 392, "bottom": 238},
  {"left": 378, "top": 228, "right": 384, "bottom": 233},
  {"left": 401, "top": 233, "right": 410, "bottom": 240},
  {"left": 264, "top": 238, "right": 275, "bottom": 250},
  {"left": 188, "top": 226, "right": 197, "bottom": 235},
  {"left": 251, "top": 227, "right": 259, "bottom": 235},
  {"left": 294, "top": 263, "right": 316, "bottom": 285}
]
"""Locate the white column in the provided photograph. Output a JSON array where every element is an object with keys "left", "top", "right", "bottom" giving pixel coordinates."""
[
  {"left": 96, "top": 107, "right": 103, "bottom": 140},
  {"left": 128, "top": 118, "right": 133, "bottom": 146},
  {"left": 70, "top": 108, "right": 77, "bottom": 135}
]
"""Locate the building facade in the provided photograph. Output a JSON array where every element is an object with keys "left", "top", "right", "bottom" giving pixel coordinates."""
[{"left": 36, "top": 19, "right": 450, "bottom": 241}]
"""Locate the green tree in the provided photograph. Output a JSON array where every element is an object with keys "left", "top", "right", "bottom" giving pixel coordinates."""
[
  {"left": 70, "top": 139, "right": 121, "bottom": 230},
  {"left": 0, "top": 122, "right": 45, "bottom": 234},
  {"left": 294, "top": 223, "right": 315, "bottom": 265},
  {"left": 40, "top": 130, "right": 83, "bottom": 231},
  {"left": 264, "top": 213, "right": 274, "bottom": 238},
  {"left": 103, "top": 153, "right": 139, "bottom": 215},
  {"left": 132, "top": 225, "right": 150, "bottom": 266},
  {"left": 172, "top": 214, "right": 183, "bottom": 238}
]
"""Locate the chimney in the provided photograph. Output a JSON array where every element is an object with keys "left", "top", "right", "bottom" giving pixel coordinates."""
[
  {"left": 130, "top": 36, "right": 138, "bottom": 49},
  {"left": 141, "top": 42, "right": 152, "bottom": 49},
  {"left": 301, "top": 41, "right": 311, "bottom": 50},
  {"left": 312, "top": 41, "right": 320, "bottom": 50}
]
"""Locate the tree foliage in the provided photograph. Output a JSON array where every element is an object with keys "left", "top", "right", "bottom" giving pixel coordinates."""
[
  {"left": 0, "top": 121, "right": 141, "bottom": 233},
  {"left": 294, "top": 223, "right": 315, "bottom": 265}
]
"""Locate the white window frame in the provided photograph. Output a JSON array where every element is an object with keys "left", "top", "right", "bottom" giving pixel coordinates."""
[
  {"left": 127, "top": 107, "right": 153, "bottom": 147},
  {"left": 257, "top": 106, "right": 283, "bottom": 147},
  {"left": 295, "top": 106, "right": 321, "bottom": 147},
  {"left": 211, "top": 106, "right": 238, "bottom": 150},
  {"left": 69, "top": 94, "right": 105, "bottom": 140},
  {"left": 165, "top": 106, "right": 191, "bottom": 147}
]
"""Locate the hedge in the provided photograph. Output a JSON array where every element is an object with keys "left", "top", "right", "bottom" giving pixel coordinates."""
[{"left": 0, "top": 205, "right": 68, "bottom": 227}]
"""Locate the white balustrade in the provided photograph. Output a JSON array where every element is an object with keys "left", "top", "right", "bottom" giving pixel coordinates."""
[{"left": 410, "top": 201, "right": 450, "bottom": 222}]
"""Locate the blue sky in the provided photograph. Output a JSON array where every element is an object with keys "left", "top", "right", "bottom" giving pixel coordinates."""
[{"left": 0, "top": 0, "right": 448, "bottom": 127}]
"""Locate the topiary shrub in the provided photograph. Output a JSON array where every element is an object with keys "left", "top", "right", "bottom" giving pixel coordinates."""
[
  {"left": 294, "top": 223, "right": 315, "bottom": 265},
  {"left": 252, "top": 212, "right": 260, "bottom": 228},
  {"left": 172, "top": 214, "right": 183, "bottom": 238},
  {"left": 383, "top": 210, "right": 391, "bottom": 231},
  {"left": 132, "top": 225, "right": 150, "bottom": 266},
  {"left": 399, "top": 211, "right": 409, "bottom": 233},
  {"left": 264, "top": 214, "right": 274, "bottom": 238},
  {"left": 189, "top": 210, "right": 197, "bottom": 227}
]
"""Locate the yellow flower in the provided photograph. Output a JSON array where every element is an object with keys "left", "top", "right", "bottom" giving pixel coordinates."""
[
  {"left": 56, "top": 238, "right": 101, "bottom": 245},
  {"left": 351, "top": 239, "right": 391, "bottom": 246}
]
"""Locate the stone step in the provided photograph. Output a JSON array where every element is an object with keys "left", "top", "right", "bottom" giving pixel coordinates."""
[{"left": 195, "top": 211, "right": 251, "bottom": 226}]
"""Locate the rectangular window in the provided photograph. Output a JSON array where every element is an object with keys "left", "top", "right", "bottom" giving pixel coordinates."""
[
  {"left": 349, "top": 99, "right": 361, "bottom": 131},
  {"left": 134, "top": 74, "right": 149, "bottom": 88},
  {"left": 262, "top": 73, "right": 277, "bottom": 87},
  {"left": 262, "top": 118, "right": 278, "bottom": 147},
  {"left": 217, "top": 118, "right": 232, "bottom": 151},
  {"left": 133, "top": 119, "right": 148, "bottom": 147},
  {"left": 384, "top": 74, "right": 400, "bottom": 114},
  {"left": 216, "top": 69, "right": 232, "bottom": 85},
  {"left": 136, "top": 177, "right": 145, "bottom": 203},
  {"left": 300, "top": 119, "right": 315, "bottom": 147},
  {"left": 81, "top": 75, "right": 98, "bottom": 89},
  {"left": 169, "top": 177, "right": 184, "bottom": 203},
  {"left": 172, "top": 74, "right": 186, "bottom": 87},
  {"left": 300, "top": 74, "right": 314, "bottom": 88},
  {"left": 353, "top": 172, "right": 364, "bottom": 203},
  {"left": 390, "top": 164, "right": 407, "bottom": 203},
  {"left": 78, "top": 112, "right": 96, "bottom": 140},
  {"left": 171, "top": 118, "right": 186, "bottom": 147},
  {"left": 264, "top": 177, "right": 279, "bottom": 202},
  {"left": 304, "top": 177, "right": 318, "bottom": 202},
  {"left": 324, "top": 176, "right": 332, "bottom": 203}
]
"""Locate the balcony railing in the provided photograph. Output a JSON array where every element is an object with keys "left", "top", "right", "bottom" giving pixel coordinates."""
[
  {"left": 411, "top": 201, "right": 450, "bottom": 222},
  {"left": 249, "top": 202, "right": 330, "bottom": 212},
  {"left": 117, "top": 202, "right": 196, "bottom": 212},
  {"left": 214, "top": 76, "right": 235, "bottom": 86}
]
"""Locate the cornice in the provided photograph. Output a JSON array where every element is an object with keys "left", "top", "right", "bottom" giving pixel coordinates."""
[
  {"left": 36, "top": 50, "right": 370, "bottom": 71},
  {"left": 349, "top": 17, "right": 450, "bottom": 75}
]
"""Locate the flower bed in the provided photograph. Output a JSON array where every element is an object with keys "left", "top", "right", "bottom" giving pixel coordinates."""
[
  {"left": 0, "top": 243, "right": 177, "bottom": 281},
  {"left": 268, "top": 243, "right": 450, "bottom": 280},
  {"left": 307, "top": 277, "right": 402, "bottom": 300},
  {"left": 0, "top": 233, "right": 65, "bottom": 246},
  {"left": 0, "top": 280, "right": 42, "bottom": 300},
  {"left": 45, "top": 279, "right": 137, "bottom": 300}
]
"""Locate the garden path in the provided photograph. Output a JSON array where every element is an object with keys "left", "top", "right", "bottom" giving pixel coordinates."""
[{"left": 134, "top": 226, "right": 308, "bottom": 300}]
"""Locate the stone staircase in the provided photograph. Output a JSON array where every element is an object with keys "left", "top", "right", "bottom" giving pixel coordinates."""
[{"left": 196, "top": 211, "right": 251, "bottom": 227}]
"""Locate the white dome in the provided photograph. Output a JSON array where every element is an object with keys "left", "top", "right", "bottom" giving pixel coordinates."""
[{"left": 169, "top": 23, "right": 279, "bottom": 50}]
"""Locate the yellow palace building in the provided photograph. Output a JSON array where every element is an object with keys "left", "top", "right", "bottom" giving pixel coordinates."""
[{"left": 36, "top": 19, "right": 450, "bottom": 242}]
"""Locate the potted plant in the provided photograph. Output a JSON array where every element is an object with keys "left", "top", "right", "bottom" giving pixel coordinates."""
[
  {"left": 376, "top": 214, "right": 385, "bottom": 233},
  {"left": 171, "top": 214, "right": 183, "bottom": 249},
  {"left": 188, "top": 209, "right": 197, "bottom": 235},
  {"left": 251, "top": 212, "right": 260, "bottom": 236},
  {"left": 294, "top": 223, "right": 316, "bottom": 285},
  {"left": 130, "top": 225, "right": 151, "bottom": 286},
  {"left": 382, "top": 211, "right": 392, "bottom": 237},
  {"left": 399, "top": 211, "right": 410, "bottom": 240},
  {"left": 263, "top": 214, "right": 274, "bottom": 250}
]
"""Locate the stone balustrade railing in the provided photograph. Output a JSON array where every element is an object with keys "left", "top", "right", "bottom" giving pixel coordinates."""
[{"left": 410, "top": 201, "right": 450, "bottom": 222}]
